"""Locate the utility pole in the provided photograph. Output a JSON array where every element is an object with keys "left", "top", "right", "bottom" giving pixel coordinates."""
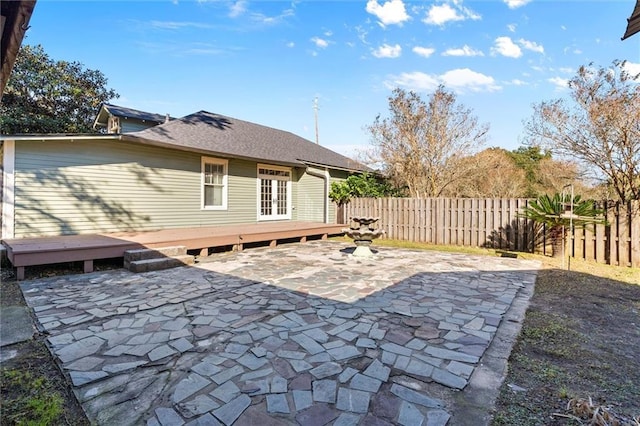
[{"left": 313, "top": 96, "right": 319, "bottom": 144}]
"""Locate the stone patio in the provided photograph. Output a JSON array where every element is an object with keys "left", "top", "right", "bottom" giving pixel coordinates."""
[{"left": 20, "top": 241, "right": 540, "bottom": 425}]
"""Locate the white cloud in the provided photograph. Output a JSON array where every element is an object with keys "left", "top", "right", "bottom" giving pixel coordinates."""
[
  {"left": 355, "top": 26, "right": 369, "bottom": 45},
  {"left": 286, "top": 41, "right": 295, "bottom": 48},
  {"left": 518, "top": 38, "right": 544, "bottom": 54},
  {"left": 441, "top": 68, "right": 501, "bottom": 92},
  {"left": 506, "top": 79, "right": 528, "bottom": 86},
  {"left": 373, "top": 43, "right": 402, "bottom": 58},
  {"left": 504, "top": 0, "right": 532, "bottom": 9},
  {"left": 149, "top": 21, "right": 212, "bottom": 30},
  {"left": 442, "top": 45, "right": 484, "bottom": 57},
  {"left": 548, "top": 76, "right": 569, "bottom": 89},
  {"left": 622, "top": 61, "right": 640, "bottom": 78},
  {"left": 507, "top": 23, "right": 516, "bottom": 33},
  {"left": 423, "top": 2, "right": 480, "bottom": 26},
  {"left": 184, "top": 47, "right": 224, "bottom": 55},
  {"left": 386, "top": 68, "right": 500, "bottom": 93},
  {"left": 229, "top": 0, "right": 247, "bottom": 18},
  {"left": 365, "top": 0, "right": 410, "bottom": 26},
  {"left": 386, "top": 71, "right": 439, "bottom": 91},
  {"left": 491, "top": 36, "right": 522, "bottom": 58},
  {"left": 412, "top": 46, "right": 436, "bottom": 58},
  {"left": 311, "top": 37, "right": 329, "bottom": 49},
  {"left": 559, "top": 67, "right": 573, "bottom": 74},
  {"left": 250, "top": 8, "right": 295, "bottom": 26}
]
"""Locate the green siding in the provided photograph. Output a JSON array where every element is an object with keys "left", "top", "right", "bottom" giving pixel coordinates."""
[
  {"left": 14, "top": 139, "right": 259, "bottom": 237},
  {"left": 121, "top": 120, "right": 157, "bottom": 133},
  {"left": 296, "top": 168, "right": 325, "bottom": 222},
  {"left": 290, "top": 168, "right": 302, "bottom": 221}
]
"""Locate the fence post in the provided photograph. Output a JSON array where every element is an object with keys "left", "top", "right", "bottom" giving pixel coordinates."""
[{"left": 631, "top": 200, "right": 640, "bottom": 268}]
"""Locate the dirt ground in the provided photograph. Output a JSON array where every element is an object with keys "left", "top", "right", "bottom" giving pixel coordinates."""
[
  {"left": 0, "top": 264, "right": 98, "bottom": 425},
  {"left": 492, "top": 263, "right": 640, "bottom": 425}
]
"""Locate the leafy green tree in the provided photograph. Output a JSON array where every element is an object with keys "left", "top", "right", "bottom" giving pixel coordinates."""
[
  {"left": 507, "top": 146, "right": 550, "bottom": 196},
  {"left": 1, "top": 45, "right": 119, "bottom": 134},
  {"left": 519, "top": 193, "right": 604, "bottom": 258},
  {"left": 329, "top": 172, "right": 401, "bottom": 206}
]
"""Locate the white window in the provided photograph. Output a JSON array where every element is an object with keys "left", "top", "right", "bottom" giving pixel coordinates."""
[{"left": 202, "top": 157, "right": 228, "bottom": 210}]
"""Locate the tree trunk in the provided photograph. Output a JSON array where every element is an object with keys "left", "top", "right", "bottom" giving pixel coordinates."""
[{"left": 550, "top": 226, "right": 566, "bottom": 258}]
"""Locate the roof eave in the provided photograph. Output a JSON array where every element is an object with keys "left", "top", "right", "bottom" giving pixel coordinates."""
[
  {"left": 301, "top": 160, "right": 370, "bottom": 173},
  {"left": 622, "top": 0, "right": 640, "bottom": 40},
  {"left": 1, "top": 134, "right": 120, "bottom": 142},
  {"left": 1, "top": 0, "right": 37, "bottom": 98}
]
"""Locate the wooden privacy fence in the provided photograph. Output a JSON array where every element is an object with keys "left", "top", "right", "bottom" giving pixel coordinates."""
[{"left": 341, "top": 198, "right": 640, "bottom": 268}]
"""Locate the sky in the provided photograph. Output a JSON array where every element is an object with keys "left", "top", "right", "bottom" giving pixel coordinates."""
[{"left": 24, "top": 0, "right": 640, "bottom": 160}]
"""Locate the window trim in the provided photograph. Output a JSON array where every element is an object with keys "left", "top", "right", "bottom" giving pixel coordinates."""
[{"left": 201, "top": 157, "right": 228, "bottom": 210}]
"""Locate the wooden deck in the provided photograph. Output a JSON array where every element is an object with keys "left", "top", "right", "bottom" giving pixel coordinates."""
[{"left": 2, "top": 222, "right": 346, "bottom": 280}]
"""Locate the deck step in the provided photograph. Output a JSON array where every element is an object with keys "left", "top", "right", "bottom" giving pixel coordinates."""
[
  {"left": 126, "top": 255, "right": 195, "bottom": 273},
  {"left": 124, "top": 246, "right": 193, "bottom": 273},
  {"left": 124, "top": 246, "right": 188, "bottom": 262}
]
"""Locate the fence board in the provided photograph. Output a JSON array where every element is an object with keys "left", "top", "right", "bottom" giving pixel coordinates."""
[
  {"left": 609, "top": 203, "right": 619, "bottom": 266},
  {"left": 618, "top": 202, "right": 630, "bottom": 267},
  {"left": 631, "top": 201, "right": 640, "bottom": 268},
  {"left": 343, "top": 197, "right": 637, "bottom": 267}
]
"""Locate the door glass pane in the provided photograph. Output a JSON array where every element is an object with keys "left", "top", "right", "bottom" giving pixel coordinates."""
[
  {"left": 261, "top": 178, "right": 272, "bottom": 215},
  {"left": 277, "top": 180, "right": 287, "bottom": 215}
]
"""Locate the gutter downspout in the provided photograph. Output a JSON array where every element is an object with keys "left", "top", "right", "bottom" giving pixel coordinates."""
[{"left": 306, "top": 166, "right": 330, "bottom": 224}]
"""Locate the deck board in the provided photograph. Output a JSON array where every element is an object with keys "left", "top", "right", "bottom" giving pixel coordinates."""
[{"left": 2, "top": 222, "right": 346, "bottom": 279}]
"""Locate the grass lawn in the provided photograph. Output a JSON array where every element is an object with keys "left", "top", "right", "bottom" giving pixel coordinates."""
[{"left": 345, "top": 236, "right": 640, "bottom": 425}]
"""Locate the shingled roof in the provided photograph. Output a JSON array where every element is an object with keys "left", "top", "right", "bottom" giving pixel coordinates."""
[
  {"left": 93, "top": 103, "right": 168, "bottom": 129},
  {"left": 126, "top": 111, "right": 367, "bottom": 172},
  {"left": 623, "top": 0, "right": 640, "bottom": 40}
]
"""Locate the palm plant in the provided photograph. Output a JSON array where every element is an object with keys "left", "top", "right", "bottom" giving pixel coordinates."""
[{"left": 520, "top": 193, "right": 605, "bottom": 258}]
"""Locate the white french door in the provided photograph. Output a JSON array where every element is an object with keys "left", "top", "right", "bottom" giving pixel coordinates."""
[{"left": 258, "top": 165, "right": 291, "bottom": 221}]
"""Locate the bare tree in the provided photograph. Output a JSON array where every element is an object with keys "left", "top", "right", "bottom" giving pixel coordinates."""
[
  {"left": 366, "top": 86, "right": 489, "bottom": 198},
  {"left": 525, "top": 60, "right": 640, "bottom": 203},
  {"left": 535, "top": 157, "right": 595, "bottom": 197},
  {"left": 452, "top": 148, "right": 527, "bottom": 198}
]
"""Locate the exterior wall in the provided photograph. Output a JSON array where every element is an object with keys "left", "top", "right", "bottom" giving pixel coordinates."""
[
  {"left": 295, "top": 167, "right": 325, "bottom": 222},
  {"left": 12, "top": 139, "right": 261, "bottom": 237},
  {"left": 121, "top": 120, "right": 158, "bottom": 133}
]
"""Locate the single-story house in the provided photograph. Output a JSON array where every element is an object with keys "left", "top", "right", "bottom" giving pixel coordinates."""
[{"left": 1, "top": 105, "right": 367, "bottom": 240}]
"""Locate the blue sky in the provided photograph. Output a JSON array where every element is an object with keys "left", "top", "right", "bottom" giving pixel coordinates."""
[{"left": 25, "top": 0, "right": 640, "bottom": 159}]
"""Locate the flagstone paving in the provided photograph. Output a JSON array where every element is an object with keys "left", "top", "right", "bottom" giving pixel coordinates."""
[{"left": 20, "top": 241, "right": 540, "bottom": 425}]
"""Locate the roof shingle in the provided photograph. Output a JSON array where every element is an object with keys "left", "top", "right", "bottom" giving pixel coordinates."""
[
  {"left": 102, "top": 103, "right": 168, "bottom": 124},
  {"left": 127, "top": 111, "right": 367, "bottom": 171}
]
